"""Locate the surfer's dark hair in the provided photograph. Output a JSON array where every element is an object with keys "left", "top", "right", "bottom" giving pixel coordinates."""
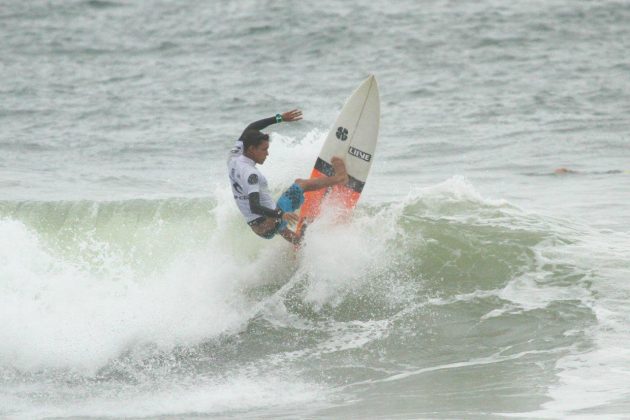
[{"left": 242, "top": 129, "right": 270, "bottom": 151}]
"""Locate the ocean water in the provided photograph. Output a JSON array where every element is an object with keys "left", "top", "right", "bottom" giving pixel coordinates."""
[{"left": 1, "top": 0, "right": 629, "bottom": 418}]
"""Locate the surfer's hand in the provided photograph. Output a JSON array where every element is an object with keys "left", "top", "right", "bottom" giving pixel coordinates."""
[
  {"left": 282, "top": 109, "right": 302, "bottom": 122},
  {"left": 282, "top": 212, "right": 299, "bottom": 224}
]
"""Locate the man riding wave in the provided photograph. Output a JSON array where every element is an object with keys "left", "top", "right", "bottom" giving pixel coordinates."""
[{"left": 227, "top": 109, "right": 348, "bottom": 244}]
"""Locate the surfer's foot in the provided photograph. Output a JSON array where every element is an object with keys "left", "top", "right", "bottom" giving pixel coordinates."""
[{"left": 331, "top": 157, "right": 349, "bottom": 184}]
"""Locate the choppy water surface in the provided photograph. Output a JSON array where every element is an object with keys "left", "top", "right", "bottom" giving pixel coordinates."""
[{"left": 1, "top": 0, "right": 629, "bottom": 418}]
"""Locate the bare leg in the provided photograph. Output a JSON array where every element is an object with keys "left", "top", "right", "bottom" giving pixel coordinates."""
[{"left": 295, "top": 157, "right": 349, "bottom": 192}]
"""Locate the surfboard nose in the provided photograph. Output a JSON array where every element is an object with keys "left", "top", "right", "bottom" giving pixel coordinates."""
[{"left": 364, "top": 74, "right": 378, "bottom": 92}]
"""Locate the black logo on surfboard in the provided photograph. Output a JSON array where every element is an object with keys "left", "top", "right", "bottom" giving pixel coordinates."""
[
  {"left": 336, "top": 127, "right": 348, "bottom": 141},
  {"left": 348, "top": 146, "right": 372, "bottom": 162}
]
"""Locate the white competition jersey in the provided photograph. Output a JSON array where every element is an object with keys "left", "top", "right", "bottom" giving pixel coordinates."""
[
  {"left": 227, "top": 140, "right": 243, "bottom": 161},
  {"left": 227, "top": 149, "right": 276, "bottom": 222}
]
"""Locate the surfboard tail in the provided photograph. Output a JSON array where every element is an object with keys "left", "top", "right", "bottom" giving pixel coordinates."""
[{"left": 295, "top": 167, "right": 361, "bottom": 238}]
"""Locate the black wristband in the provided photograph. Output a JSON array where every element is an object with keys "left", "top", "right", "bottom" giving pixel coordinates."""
[{"left": 275, "top": 208, "right": 284, "bottom": 219}]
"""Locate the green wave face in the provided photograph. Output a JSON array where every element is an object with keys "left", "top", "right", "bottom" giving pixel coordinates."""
[{"left": 0, "top": 198, "right": 220, "bottom": 275}]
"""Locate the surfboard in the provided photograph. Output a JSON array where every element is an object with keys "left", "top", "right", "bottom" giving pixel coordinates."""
[{"left": 296, "top": 75, "right": 380, "bottom": 237}]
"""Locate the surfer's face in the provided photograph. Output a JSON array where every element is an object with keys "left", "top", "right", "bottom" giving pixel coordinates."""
[{"left": 248, "top": 140, "right": 270, "bottom": 164}]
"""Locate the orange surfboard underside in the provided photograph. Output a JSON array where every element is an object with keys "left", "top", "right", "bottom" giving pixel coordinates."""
[{"left": 295, "top": 168, "right": 361, "bottom": 237}]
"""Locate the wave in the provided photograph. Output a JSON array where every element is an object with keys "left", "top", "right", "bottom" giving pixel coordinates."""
[
  {"left": 0, "top": 178, "right": 577, "bottom": 364},
  {"left": 1, "top": 177, "right": 628, "bottom": 417}
]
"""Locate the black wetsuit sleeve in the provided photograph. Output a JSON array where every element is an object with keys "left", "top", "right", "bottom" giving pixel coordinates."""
[
  {"left": 238, "top": 116, "right": 278, "bottom": 141},
  {"left": 248, "top": 192, "right": 283, "bottom": 219}
]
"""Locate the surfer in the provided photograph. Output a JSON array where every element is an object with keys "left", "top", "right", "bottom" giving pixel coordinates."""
[
  {"left": 554, "top": 167, "right": 579, "bottom": 175},
  {"left": 228, "top": 110, "right": 348, "bottom": 244}
]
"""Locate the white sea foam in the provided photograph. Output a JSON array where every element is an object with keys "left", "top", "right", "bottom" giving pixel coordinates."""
[
  {"left": 0, "top": 216, "right": 258, "bottom": 374},
  {"left": 405, "top": 175, "right": 510, "bottom": 209},
  {"left": 266, "top": 128, "right": 328, "bottom": 189},
  {"left": 297, "top": 201, "right": 401, "bottom": 309},
  {"left": 16, "top": 373, "right": 327, "bottom": 419}
]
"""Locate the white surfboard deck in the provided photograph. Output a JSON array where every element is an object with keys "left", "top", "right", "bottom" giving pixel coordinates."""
[{"left": 296, "top": 75, "right": 380, "bottom": 235}]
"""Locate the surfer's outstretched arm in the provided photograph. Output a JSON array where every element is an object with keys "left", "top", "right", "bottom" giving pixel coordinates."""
[
  {"left": 295, "top": 157, "right": 349, "bottom": 192},
  {"left": 239, "top": 117, "right": 276, "bottom": 137},
  {"left": 238, "top": 110, "right": 303, "bottom": 140}
]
